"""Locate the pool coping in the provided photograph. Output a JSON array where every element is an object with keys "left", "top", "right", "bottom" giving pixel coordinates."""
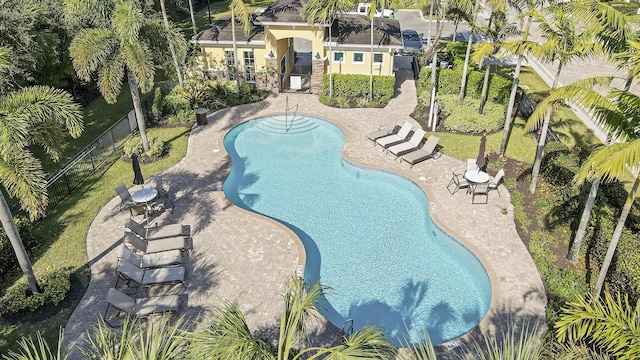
[{"left": 217, "top": 111, "right": 503, "bottom": 349}]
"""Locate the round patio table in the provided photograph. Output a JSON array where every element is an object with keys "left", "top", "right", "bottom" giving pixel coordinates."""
[
  {"left": 464, "top": 169, "right": 489, "bottom": 184},
  {"left": 131, "top": 188, "right": 158, "bottom": 217}
]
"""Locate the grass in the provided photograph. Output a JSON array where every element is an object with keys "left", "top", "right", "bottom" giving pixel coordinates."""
[
  {"left": 0, "top": 125, "right": 190, "bottom": 354},
  {"left": 435, "top": 65, "right": 602, "bottom": 163}
]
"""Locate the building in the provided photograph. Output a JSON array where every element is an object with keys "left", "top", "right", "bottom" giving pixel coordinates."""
[{"left": 191, "top": 0, "right": 402, "bottom": 94}]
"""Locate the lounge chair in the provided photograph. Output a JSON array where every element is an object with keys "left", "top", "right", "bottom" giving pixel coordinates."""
[
  {"left": 400, "top": 135, "right": 440, "bottom": 168},
  {"left": 366, "top": 124, "right": 397, "bottom": 144},
  {"left": 387, "top": 128, "right": 427, "bottom": 158},
  {"left": 375, "top": 121, "right": 413, "bottom": 148},
  {"left": 105, "top": 287, "right": 180, "bottom": 319},
  {"left": 124, "top": 232, "right": 188, "bottom": 255},
  {"left": 115, "top": 258, "right": 186, "bottom": 289},
  {"left": 488, "top": 169, "right": 505, "bottom": 196},
  {"left": 117, "top": 245, "right": 182, "bottom": 269},
  {"left": 125, "top": 218, "right": 186, "bottom": 241}
]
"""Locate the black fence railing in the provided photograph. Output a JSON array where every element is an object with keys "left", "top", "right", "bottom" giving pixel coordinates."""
[
  {"left": 517, "top": 90, "right": 560, "bottom": 143},
  {"left": 44, "top": 111, "right": 138, "bottom": 209}
]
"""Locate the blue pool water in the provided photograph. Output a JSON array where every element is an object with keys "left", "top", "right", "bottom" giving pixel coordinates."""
[{"left": 223, "top": 115, "right": 491, "bottom": 346}]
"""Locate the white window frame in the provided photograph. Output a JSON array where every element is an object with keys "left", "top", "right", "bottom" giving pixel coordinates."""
[
  {"left": 352, "top": 52, "right": 365, "bottom": 64},
  {"left": 242, "top": 50, "right": 256, "bottom": 82},
  {"left": 224, "top": 50, "right": 236, "bottom": 81},
  {"left": 373, "top": 53, "right": 384, "bottom": 65},
  {"left": 333, "top": 51, "right": 345, "bottom": 64}
]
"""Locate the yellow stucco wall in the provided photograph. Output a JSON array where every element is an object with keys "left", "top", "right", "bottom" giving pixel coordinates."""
[{"left": 328, "top": 49, "right": 395, "bottom": 76}]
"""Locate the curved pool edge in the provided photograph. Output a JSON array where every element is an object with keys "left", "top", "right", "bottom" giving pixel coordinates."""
[{"left": 217, "top": 112, "right": 502, "bottom": 348}]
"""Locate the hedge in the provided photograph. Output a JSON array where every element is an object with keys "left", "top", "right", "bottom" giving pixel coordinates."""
[
  {"left": 417, "top": 66, "right": 511, "bottom": 105},
  {"left": 320, "top": 74, "right": 395, "bottom": 107},
  {"left": 437, "top": 94, "right": 504, "bottom": 133},
  {"left": 1, "top": 268, "right": 71, "bottom": 314}
]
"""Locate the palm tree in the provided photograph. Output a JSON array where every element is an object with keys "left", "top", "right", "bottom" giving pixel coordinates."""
[
  {"left": 3, "top": 329, "right": 66, "bottom": 360},
  {"left": 554, "top": 291, "right": 640, "bottom": 358},
  {"left": 453, "top": 0, "right": 481, "bottom": 104},
  {"left": 159, "top": 0, "right": 184, "bottom": 87},
  {"left": 229, "top": 0, "right": 252, "bottom": 92},
  {"left": 188, "top": 276, "right": 395, "bottom": 359},
  {"left": 526, "top": 3, "right": 602, "bottom": 194},
  {"left": 533, "top": 76, "right": 640, "bottom": 297},
  {"left": 302, "top": 0, "right": 353, "bottom": 99},
  {"left": 499, "top": 0, "right": 543, "bottom": 157},
  {"left": 471, "top": 10, "right": 518, "bottom": 114},
  {"left": 68, "top": 0, "right": 186, "bottom": 153},
  {"left": 0, "top": 50, "right": 83, "bottom": 294},
  {"left": 445, "top": 6, "right": 470, "bottom": 42},
  {"left": 188, "top": 0, "right": 197, "bottom": 35}
]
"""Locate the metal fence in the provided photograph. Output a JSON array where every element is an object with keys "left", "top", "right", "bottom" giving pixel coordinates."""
[
  {"left": 44, "top": 111, "right": 138, "bottom": 209},
  {"left": 517, "top": 90, "right": 560, "bottom": 143}
]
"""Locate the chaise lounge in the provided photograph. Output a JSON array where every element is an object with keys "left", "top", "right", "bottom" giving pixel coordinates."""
[
  {"left": 115, "top": 258, "right": 186, "bottom": 289},
  {"left": 400, "top": 135, "right": 441, "bottom": 168},
  {"left": 117, "top": 244, "right": 183, "bottom": 269},
  {"left": 387, "top": 128, "right": 427, "bottom": 158},
  {"left": 125, "top": 218, "right": 186, "bottom": 241},
  {"left": 123, "top": 232, "right": 188, "bottom": 255},
  {"left": 375, "top": 121, "right": 413, "bottom": 148},
  {"left": 105, "top": 287, "right": 180, "bottom": 320}
]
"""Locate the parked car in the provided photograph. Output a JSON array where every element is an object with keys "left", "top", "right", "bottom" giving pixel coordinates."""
[
  {"left": 349, "top": 2, "right": 394, "bottom": 18},
  {"left": 401, "top": 30, "right": 423, "bottom": 54}
]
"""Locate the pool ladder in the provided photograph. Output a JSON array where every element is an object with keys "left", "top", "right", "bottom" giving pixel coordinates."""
[
  {"left": 341, "top": 319, "right": 354, "bottom": 336},
  {"left": 284, "top": 96, "right": 298, "bottom": 132}
]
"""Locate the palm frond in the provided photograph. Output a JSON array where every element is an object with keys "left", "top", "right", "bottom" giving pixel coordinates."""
[
  {"left": 68, "top": 28, "right": 117, "bottom": 82},
  {"left": 97, "top": 55, "right": 125, "bottom": 104},
  {"left": 318, "top": 326, "right": 395, "bottom": 359},
  {"left": 502, "top": 39, "right": 537, "bottom": 56},
  {"left": 574, "top": 140, "right": 640, "bottom": 185},
  {"left": 80, "top": 316, "right": 137, "bottom": 359},
  {"left": 128, "top": 316, "right": 188, "bottom": 360},
  {"left": 2, "top": 329, "right": 66, "bottom": 360},
  {"left": 121, "top": 42, "right": 156, "bottom": 94},
  {"left": 460, "top": 323, "right": 544, "bottom": 360},
  {"left": 396, "top": 328, "right": 436, "bottom": 360},
  {"left": 112, "top": 0, "right": 144, "bottom": 44},
  {"left": 279, "top": 277, "right": 322, "bottom": 360},
  {"left": 188, "top": 301, "right": 274, "bottom": 360},
  {"left": 472, "top": 42, "right": 496, "bottom": 62},
  {"left": 0, "top": 145, "right": 47, "bottom": 217},
  {"left": 230, "top": 0, "right": 252, "bottom": 35},
  {"left": 0, "top": 46, "right": 12, "bottom": 73}
]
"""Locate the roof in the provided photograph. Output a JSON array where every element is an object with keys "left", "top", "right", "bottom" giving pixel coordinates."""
[
  {"left": 191, "top": 15, "right": 265, "bottom": 44},
  {"left": 255, "top": 0, "right": 309, "bottom": 24},
  {"left": 191, "top": 0, "right": 401, "bottom": 48},
  {"left": 331, "top": 15, "right": 401, "bottom": 47}
]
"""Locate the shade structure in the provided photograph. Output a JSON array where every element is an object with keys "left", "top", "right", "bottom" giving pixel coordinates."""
[
  {"left": 476, "top": 133, "right": 487, "bottom": 170},
  {"left": 132, "top": 154, "right": 144, "bottom": 185}
]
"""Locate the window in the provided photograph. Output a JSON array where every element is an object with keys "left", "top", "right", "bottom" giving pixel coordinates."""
[
  {"left": 333, "top": 52, "right": 344, "bottom": 63},
  {"left": 353, "top": 52, "right": 364, "bottom": 64},
  {"left": 373, "top": 53, "right": 384, "bottom": 64},
  {"left": 243, "top": 51, "right": 256, "bottom": 82},
  {"left": 224, "top": 51, "right": 236, "bottom": 81}
]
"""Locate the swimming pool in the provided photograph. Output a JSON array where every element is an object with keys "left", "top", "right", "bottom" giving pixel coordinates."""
[{"left": 223, "top": 115, "right": 491, "bottom": 346}]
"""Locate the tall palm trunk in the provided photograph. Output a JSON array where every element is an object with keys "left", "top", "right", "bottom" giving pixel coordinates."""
[
  {"left": 478, "top": 58, "right": 491, "bottom": 113},
  {"left": 459, "top": 0, "right": 480, "bottom": 104},
  {"left": 500, "top": 16, "right": 532, "bottom": 156},
  {"left": 329, "top": 20, "right": 334, "bottom": 98},
  {"left": 160, "top": 0, "right": 184, "bottom": 87},
  {"left": 369, "top": 16, "right": 374, "bottom": 102},
  {"left": 188, "top": 0, "right": 197, "bottom": 35},
  {"left": 453, "top": 21, "right": 459, "bottom": 42},
  {"left": 231, "top": 10, "right": 241, "bottom": 91},
  {"left": 529, "top": 61, "right": 562, "bottom": 194},
  {"left": 0, "top": 194, "right": 38, "bottom": 293},
  {"left": 128, "top": 70, "right": 150, "bottom": 152},
  {"left": 594, "top": 176, "right": 640, "bottom": 297},
  {"left": 568, "top": 178, "right": 600, "bottom": 263}
]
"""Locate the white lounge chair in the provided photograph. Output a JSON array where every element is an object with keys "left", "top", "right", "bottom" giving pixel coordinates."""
[
  {"left": 375, "top": 121, "right": 413, "bottom": 148},
  {"left": 124, "top": 232, "right": 188, "bottom": 255},
  {"left": 115, "top": 258, "right": 186, "bottom": 289},
  {"left": 400, "top": 135, "right": 440, "bottom": 168},
  {"left": 105, "top": 288, "right": 179, "bottom": 319},
  {"left": 125, "top": 218, "right": 186, "bottom": 241},
  {"left": 387, "top": 128, "right": 427, "bottom": 158},
  {"left": 366, "top": 124, "right": 397, "bottom": 144},
  {"left": 117, "top": 245, "right": 182, "bottom": 269},
  {"left": 488, "top": 169, "right": 505, "bottom": 195}
]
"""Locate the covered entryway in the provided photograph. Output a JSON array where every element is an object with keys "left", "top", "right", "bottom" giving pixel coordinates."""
[
  {"left": 281, "top": 38, "right": 313, "bottom": 93},
  {"left": 393, "top": 54, "right": 419, "bottom": 79}
]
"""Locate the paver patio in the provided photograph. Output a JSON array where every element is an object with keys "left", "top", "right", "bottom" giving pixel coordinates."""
[{"left": 63, "top": 70, "right": 546, "bottom": 358}]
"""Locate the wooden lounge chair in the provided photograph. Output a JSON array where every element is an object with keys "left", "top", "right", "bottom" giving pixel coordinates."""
[
  {"left": 375, "top": 121, "right": 413, "bottom": 148},
  {"left": 387, "top": 128, "right": 427, "bottom": 158},
  {"left": 105, "top": 287, "right": 179, "bottom": 320},
  {"left": 400, "top": 135, "right": 440, "bottom": 168},
  {"left": 123, "top": 232, "right": 188, "bottom": 255},
  {"left": 117, "top": 245, "right": 182, "bottom": 269},
  {"left": 115, "top": 258, "right": 186, "bottom": 289},
  {"left": 125, "top": 218, "right": 186, "bottom": 241}
]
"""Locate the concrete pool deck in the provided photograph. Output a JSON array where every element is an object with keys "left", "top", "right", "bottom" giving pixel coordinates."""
[{"left": 63, "top": 70, "right": 546, "bottom": 357}]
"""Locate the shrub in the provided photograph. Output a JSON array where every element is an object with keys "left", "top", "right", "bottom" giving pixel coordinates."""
[
  {"left": 417, "top": 66, "right": 511, "bottom": 106},
  {"left": 320, "top": 74, "right": 395, "bottom": 107},
  {"left": 151, "top": 87, "right": 165, "bottom": 123},
  {"left": 437, "top": 94, "right": 504, "bottom": 133},
  {"left": 123, "top": 136, "right": 167, "bottom": 159},
  {"left": 0, "top": 215, "right": 41, "bottom": 282},
  {"left": 164, "top": 86, "right": 192, "bottom": 113},
  {"left": 540, "top": 142, "right": 580, "bottom": 187},
  {"left": 167, "top": 109, "right": 194, "bottom": 126},
  {"left": 1, "top": 268, "right": 71, "bottom": 314}
]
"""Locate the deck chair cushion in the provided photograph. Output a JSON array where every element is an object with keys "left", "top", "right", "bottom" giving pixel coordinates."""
[
  {"left": 116, "top": 259, "right": 185, "bottom": 286},
  {"left": 126, "top": 219, "right": 185, "bottom": 240},
  {"left": 106, "top": 288, "right": 179, "bottom": 317},
  {"left": 400, "top": 135, "right": 440, "bottom": 167},
  {"left": 118, "top": 245, "right": 182, "bottom": 269},
  {"left": 387, "top": 129, "right": 427, "bottom": 156},
  {"left": 376, "top": 121, "right": 413, "bottom": 148}
]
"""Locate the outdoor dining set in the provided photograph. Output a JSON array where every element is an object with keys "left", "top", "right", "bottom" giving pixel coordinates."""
[
  {"left": 366, "top": 121, "right": 504, "bottom": 204},
  {"left": 106, "top": 176, "right": 190, "bottom": 325}
]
